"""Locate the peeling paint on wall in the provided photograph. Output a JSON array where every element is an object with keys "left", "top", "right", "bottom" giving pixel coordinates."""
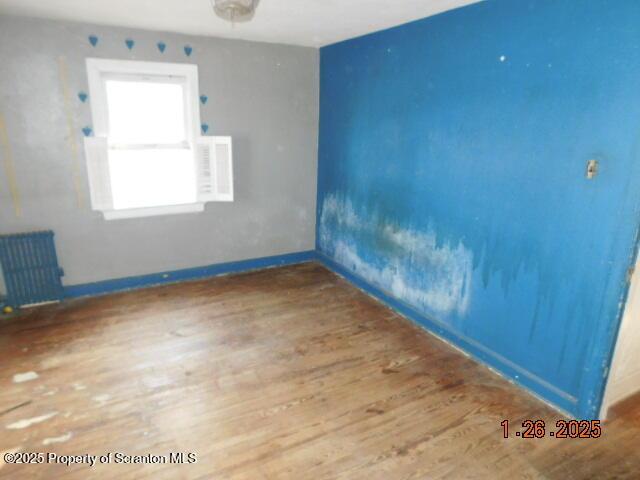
[{"left": 319, "top": 194, "right": 472, "bottom": 317}]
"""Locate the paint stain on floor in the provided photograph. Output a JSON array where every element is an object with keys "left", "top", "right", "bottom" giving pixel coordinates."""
[
  {"left": 12, "top": 371, "right": 39, "bottom": 383},
  {"left": 6, "top": 412, "right": 58, "bottom": 430},
  {"left": 92, "top": 394, "right": 110, "bottom": 406},
  {"left": 42, "top": 432, "right": 72, "bottom": 445}
]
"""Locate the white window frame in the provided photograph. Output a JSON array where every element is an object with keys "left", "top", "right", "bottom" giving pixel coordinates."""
[{"left": 86, "top": 58, "right": 203, "bottom": 220}]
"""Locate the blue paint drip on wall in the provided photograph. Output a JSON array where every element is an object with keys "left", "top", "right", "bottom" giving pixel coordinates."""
[{"left": 317, "top": 0, "right": 640, "bottom": 418}]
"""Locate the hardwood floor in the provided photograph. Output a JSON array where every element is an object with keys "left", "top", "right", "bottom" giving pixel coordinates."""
[{"left": 1, "top": 262, "right": 639, "bottom": 479}]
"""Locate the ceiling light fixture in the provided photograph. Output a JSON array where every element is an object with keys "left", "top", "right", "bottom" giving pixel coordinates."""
[{"left": 212, "top": 0, "right": 260, "bottom": 25}]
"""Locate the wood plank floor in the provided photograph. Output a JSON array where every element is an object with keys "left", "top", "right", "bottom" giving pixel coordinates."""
[{"left": 0, "top": 262, "right": 639, "bottom": 479}]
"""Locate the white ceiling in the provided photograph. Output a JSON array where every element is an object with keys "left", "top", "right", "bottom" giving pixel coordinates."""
[{"left": 0, "top": 0, "right": 482, "bottom": 47}]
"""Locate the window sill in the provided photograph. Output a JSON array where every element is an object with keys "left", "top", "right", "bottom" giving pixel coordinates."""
[{"left": 102, "top": 203, "right": 205, "bottom": 220}]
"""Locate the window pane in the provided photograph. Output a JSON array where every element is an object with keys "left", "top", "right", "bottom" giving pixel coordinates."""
[
  {"left": 106, "top": 80, "right": 186, "bottom": 144},
  {"left": 108, "top": 148, "right": 196, "bottom": 210}
]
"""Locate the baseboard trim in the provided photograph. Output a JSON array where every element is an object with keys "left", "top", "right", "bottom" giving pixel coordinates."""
[
  {"left": 315, "top": 251, "right": 577, "bottom": 418},
  {"left": 64, "top": 250, "right": 318, "bottom": 299}
]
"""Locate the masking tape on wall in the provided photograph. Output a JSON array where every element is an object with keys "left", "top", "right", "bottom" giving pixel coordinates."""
[
  {"left": 0, "top": 114, "right": 22, "bottom": 217},
  {"left": 58, "top": 56, "right": 84, "bottom": 208}
]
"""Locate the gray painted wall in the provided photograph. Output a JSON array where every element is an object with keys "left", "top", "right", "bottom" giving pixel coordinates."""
[{"left": 0, "top": 15, "right": 319, "bottom": 290}]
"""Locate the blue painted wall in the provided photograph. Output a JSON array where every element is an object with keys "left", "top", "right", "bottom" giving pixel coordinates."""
[{"left": 317, "top": 0, "right": 640, "bottom": 418}]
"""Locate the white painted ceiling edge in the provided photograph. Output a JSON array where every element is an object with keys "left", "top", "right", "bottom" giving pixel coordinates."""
[{"left": 0, "top": 0, "right": 482, "bottom": 48}]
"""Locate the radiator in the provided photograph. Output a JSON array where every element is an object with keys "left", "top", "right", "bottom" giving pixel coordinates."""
[{"left": 0, "top": 231, "right": 64, "bottom": 308}]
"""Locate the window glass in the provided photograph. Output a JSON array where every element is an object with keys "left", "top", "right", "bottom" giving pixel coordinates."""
[{"left": 105, "top": 79, "right": 187, "bottom": 145}]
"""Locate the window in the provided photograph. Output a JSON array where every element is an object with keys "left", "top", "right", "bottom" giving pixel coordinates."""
[{"left": 84, "top": 59, "right": 233, "bottom": 220}]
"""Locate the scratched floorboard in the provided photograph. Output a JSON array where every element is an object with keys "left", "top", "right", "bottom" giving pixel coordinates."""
[{"left": 0, "top": 262, "right": 638, "bottom": 479}]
